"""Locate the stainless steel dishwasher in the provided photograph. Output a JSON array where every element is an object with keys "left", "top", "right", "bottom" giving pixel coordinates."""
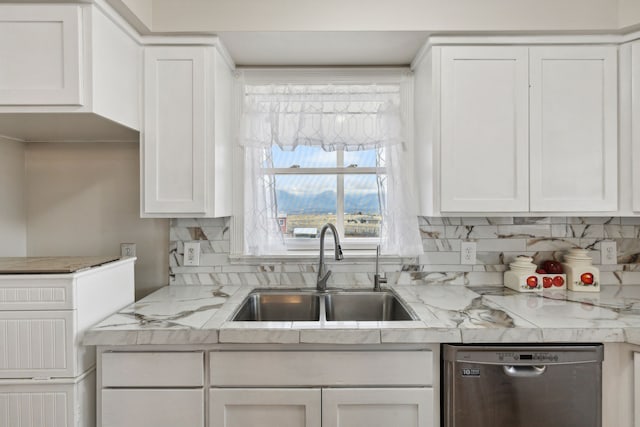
[{"left": 442, "top": 344, "right": 604, "bottom": 427}]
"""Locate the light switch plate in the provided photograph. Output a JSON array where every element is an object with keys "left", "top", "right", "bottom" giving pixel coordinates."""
[
  {"left": 600, "top": 241, "right": 617, "bottom": 265},
  {"left": 460, "top": 241, "right": 476, "bottom": 265},
  {"left": 183, "top": 242, "right": 200, "bottom": 266}
]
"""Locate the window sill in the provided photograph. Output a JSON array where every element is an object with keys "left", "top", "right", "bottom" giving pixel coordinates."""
[{"left": 228, "top": 251, "right": 407, "bottom": 264}]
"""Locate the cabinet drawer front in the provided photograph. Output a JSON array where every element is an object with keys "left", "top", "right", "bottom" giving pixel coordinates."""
[
  {"left": 102, "top": 351, "right": 204, "bottom": 387},
  {"left": 102, "top": 389, "right": 204, "bottom": 427},
  {"left": 210, "top": 351, "right": 432, "bottom": 387},
  {"left": 0, "top": 311, "right": 74, "bottom": 378},
  {"left": 0, "top": 5, "right": 82, "bottom": 106},
  {"left": 0, "top": 278, "right": 72, "bottom": 310}
]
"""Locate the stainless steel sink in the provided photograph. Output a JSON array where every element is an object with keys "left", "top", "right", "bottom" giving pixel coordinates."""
[
  {"left": 325, "top": 291, "right": 415, "bottom": 321},
  {"left": 230, "top": 289, "right": 416, "bottom": 322},
  {"left": 231, "top": 290, "right": 321, "bottom": 321}
]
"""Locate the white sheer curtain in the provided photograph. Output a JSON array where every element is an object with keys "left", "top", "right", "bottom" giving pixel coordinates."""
[{"left": 240, "top": 82, "right": 423, "bottom": 257}]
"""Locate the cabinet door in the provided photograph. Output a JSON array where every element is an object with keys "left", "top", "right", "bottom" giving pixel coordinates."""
[
  {"left": 210, "top": 388, "right": 321, "bottom": 427},
  {"left": 632, "top": 42, "right": 640, "bottom": 212},
  {"left": 635, "top": 352, "right": 640, "bottom": 427},
  {"left": 0, "top": 5, "right": 82, "bottom": 106},
  {"left": 530, "top": 46, "right": 617, "bottom": 211},
  {"left": 440, "top": 46, "right": 529, "bottom": 212},
  {"left": 102, "top": 389, "right": 204, "bottom": 427},
  {"left": 142, "top": 46, "right": 208, "bottom": 216},
  {"left": 322, "top": 388, "right": 433, "bottom": 427}
]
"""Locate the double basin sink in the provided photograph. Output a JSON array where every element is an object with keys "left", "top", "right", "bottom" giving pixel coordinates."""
[{"left": 231, "top": 289, "right": 416, "bottom": 322}]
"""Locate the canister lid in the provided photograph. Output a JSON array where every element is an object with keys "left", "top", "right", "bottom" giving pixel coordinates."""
[
  {"left": 509, "top": 255, "right": 537, "bottom": 272},
  {"left": 564, "top": 248, "right": 593, "bottom": 263}
]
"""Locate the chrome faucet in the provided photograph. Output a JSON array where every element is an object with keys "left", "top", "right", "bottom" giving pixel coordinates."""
[
  {"left": 373, "top": 245, "right": 387, "bottom": 291},
  {"left": 316, "top": 223, "right": 343, "bottom": 291}
]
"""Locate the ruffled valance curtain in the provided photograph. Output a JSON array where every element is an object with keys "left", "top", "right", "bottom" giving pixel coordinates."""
[{"left": 240, "top": 82, "right": 423, "bottom": 257}]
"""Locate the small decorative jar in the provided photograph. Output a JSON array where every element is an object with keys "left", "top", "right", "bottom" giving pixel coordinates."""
[
  {"left": 562, "top": 248, "right": 600, "bottom": 292},
  {"left": 504, "top": 256, "right": 541, "bottom": 292}
]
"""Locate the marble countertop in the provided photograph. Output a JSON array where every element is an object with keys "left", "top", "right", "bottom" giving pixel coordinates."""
[
  {"left": 84, "top": 284, "right": 640, "bottom": 346},
  {"left": 0, "top": 256, "right": 122, "bottom": 274}
]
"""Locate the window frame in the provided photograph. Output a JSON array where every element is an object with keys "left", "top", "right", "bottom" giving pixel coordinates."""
[
  {"left": 265, "top": 146, "right": 386, "bottom": 251},
  {"left": 230, "top": 68, "right": 414, "bottom": 258}
]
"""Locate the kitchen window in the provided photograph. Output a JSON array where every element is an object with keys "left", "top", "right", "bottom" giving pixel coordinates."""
[{"left": 236, "top": 69, "right": 422, "bottom": 257}]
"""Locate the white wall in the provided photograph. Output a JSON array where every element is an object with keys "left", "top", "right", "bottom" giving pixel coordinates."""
[
  {"left": 149, "top": 0, "right": 619, "bottom": 32},
  {"left": 0, "top": 137, "right": 26, "bottom": 256},
  {"left": 25, "top": 142, "right": 168, "bottom": 298}
]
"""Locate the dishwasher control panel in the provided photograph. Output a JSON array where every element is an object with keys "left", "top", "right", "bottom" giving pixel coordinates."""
[
  {"left": 446, "top": 345, "right": 604, "bottom": 365},
  {"left": 495, "top": 351, "right": 559, "bottom": 363}
]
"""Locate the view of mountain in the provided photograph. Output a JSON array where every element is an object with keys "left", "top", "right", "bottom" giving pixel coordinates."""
[{"left": 276, "top": 190, "right": 380, "bottom": 214}]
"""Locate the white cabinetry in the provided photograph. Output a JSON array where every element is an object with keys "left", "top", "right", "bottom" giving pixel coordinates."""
[
  {"left": 141, "top": 44, "right": 234, "bottom": 217},
  {"left": 529, "top": 46, "right": 617, "bottom": 211},
  {"left": 323, "top": 388, "right": 432, "bottom": 427},
  {"left": 209, "top": 349, "right": 435, "bottom": 427},
  {"left": 0, "top": 1, "right": 141, "bottom": 142},
  {"left": 100, "top": 351, "right": 205, "bottom": 427},
  {"left": 635, "top": 351, "right": 640, "bottom": 427},
  {"left": 416, "top": 43, "right": 618, "bottom": 214},
  {"left": 0, "top": 5, "right": 81, "bottom": 106},
  {"left": 631, "top": 41, "right": 640, "bottom": 212},
  {"left": 440, "top": 47, "right": 529, "bottom": 212},
  {"left": 0, "top": 258, "right": 135, "bottom": 427},
  {"left": 97, "top": 346, "right": 437, "bottom": 427},
  {"left": 210, "top": 388, "right": 321, "bottom": 427}
]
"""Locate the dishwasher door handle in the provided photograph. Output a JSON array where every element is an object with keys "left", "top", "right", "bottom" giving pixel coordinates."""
[{"left": 503, "top": 365, "right": 547, "bottom": 377}]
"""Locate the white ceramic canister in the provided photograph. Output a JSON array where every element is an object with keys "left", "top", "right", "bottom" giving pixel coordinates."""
[
  {"left": 504, "top": 256, "right": 541, "bottom": 292},
  {"left": 561, "top": 248, "right": 600, "bottom": 292}
]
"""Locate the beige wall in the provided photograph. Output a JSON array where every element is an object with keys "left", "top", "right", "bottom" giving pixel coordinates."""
[
  {"left": 25, "top": 142, "right": 168, "bottom": 299},
  {"left": 149, "top": 0, "right": 619, "bottom": 32},
  {"left": 620, "top": 0, "right": 640, "bottom": 30},
  {"left": 0, "top": 137, "right": 26, "bottom": 256}
]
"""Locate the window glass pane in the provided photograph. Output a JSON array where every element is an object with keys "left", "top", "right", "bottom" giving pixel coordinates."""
[
  {"left": 275, "top": 174, "right": 337, "bottom": 238},
  {"left": 344, "top": 148, "right": 379, "bottom": 168},
  {"left": 344, "top": 174, "right": 381, "bottom": 238},
  {"left": 271, "top": 145, "right": 337, "bottom": 168}
]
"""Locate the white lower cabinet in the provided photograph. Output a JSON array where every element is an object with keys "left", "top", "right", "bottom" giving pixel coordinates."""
[
  {"left": 209, "top": 387, "right": 432, "bottom": 427},
  {"left": 322, "top": 388, "right": 433, "bottom": 427},
  {"left": 97, "top": 347, "right": 436, "bottom": 427},
  {"left": 102, "top": 389, "right": 204, "bottom": 427},
  {"left": 210, "top": 388, "right": 321, "bottom": 427}
]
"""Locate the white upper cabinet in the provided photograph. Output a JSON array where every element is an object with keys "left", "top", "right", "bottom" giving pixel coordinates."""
[
  {"left": 141, "top": 44, "right": 234, "bottom": 217},
  {"left": 0, "top": 5, "right": 82, "bottom": 106},
  {"left": 440, "top": 46, "right": 529, "bottom": 212},
  {"left": 631, "top": 41, "right": 640, "bottom": 212},
  {"left": 416, "top": 42, "right": 618, "bottom": 214},
  {"left": 0, "top": 2, "right": 141, "bottom": 142},
  {"left": 529, "top": 46, "right": 617, "bottom": 212}
]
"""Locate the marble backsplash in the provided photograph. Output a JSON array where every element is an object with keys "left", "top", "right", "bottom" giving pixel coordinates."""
[{"left": 169, "top": 217, "right": 640, "bottom": 287}]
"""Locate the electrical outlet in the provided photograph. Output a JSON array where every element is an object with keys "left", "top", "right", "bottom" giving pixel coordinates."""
[
  {"left": 600, "top": 241, "right": 617, "bottom": 265},
  {"left": 183, "top": 242, "right": 200, "bottom": 266},
  {"left": 460, "top": 241, "right": 476, "bottom": 265},
  {"left": 120, "top": 243, "right": 136, "bottom": 257}
]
